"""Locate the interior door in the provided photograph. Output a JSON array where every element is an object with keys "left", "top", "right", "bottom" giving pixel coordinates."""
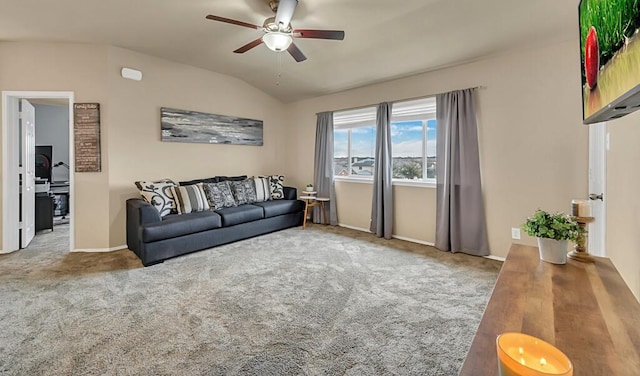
[
  {"left": 588, "top": 122, "right": 606, "bottom": 257},
  {"left": 20, "top": 99, "right": 36, "bottom": 248}
]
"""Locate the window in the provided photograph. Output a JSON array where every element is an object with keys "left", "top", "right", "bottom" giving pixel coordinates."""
[
  {"left": 333, "top": 107, "right": 377, "bottom": 178},
  {"left": 333, "top": 97, "right": 437, "bottom": 183},
  {"left": 391, "top": 97, "right": 437, "bottom": 181}
]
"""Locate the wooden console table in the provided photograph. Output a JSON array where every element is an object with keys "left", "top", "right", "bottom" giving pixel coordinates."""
[{"left": 460, "top": 244, "right": 640, "bottom": 375}]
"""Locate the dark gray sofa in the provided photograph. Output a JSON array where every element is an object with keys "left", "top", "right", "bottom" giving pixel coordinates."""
[{"left": 127, "top": 186, "right": 304, "bottom": 266}]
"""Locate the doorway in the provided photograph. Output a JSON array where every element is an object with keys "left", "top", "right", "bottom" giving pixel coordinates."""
[{"left": 2, "top": 91, "right": 75, "bottom": 253}]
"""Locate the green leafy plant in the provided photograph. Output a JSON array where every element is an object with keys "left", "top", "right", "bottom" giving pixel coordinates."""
[
  {"left": 522, "top": 209, "right": 583, "bottom": 242},
  {"left": 306, "top": 183, "right": 313, "bottom": 187}
]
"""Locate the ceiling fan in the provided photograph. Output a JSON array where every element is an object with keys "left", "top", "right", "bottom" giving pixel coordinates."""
[{"left": 206, "top": 0, "right": 345, "bottom": 62}]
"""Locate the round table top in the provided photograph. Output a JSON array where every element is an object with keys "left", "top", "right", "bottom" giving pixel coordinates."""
[{"left": 299, "top": 196, "right": 330, "bottom": 201}]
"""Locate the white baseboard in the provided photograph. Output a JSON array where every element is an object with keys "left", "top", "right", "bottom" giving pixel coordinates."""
[
  {"left": 72, "top": 245, "right": 127, "bottom": 253},
  {"left": 390, "top": 234, "right": 435, "bottom": 247},
  {"left": 337, "top": 223, "right": 370, "bottom": 233},
  {"left": 338, "top": 223, "right": 503, "bottom": 261},
  {"left": 338, "top": 223, "right": 435, "bottom": 246}
]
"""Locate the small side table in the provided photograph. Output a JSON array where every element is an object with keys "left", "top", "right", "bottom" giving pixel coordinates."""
[{"left": 300, "top": 196, "right": 330, "bottom": 229}]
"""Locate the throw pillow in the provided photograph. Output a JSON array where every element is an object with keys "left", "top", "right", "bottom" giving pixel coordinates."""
[
  {"left": 230, "top": 179, "right": 257, "bottom": 205},
  {"left": 217, "top": 175, "right": 248, "bottom": 182},
  {"left": 135, "top": 180, "right": 177, "bottom": 217},
  {"left": 262, "top": 175, "right": 285, "bottom": 200},
  {"left": 203, "top": 181, "right": 237, "bottom": 210},
  {"left": 171, "top": 183, "right": 210, "bottom": 214},
  {"left": 253, "top": 177, "right": 271, "bottom": 202},
  {"left": 178, "top": 177, "right": 219, "bottom": 186}
]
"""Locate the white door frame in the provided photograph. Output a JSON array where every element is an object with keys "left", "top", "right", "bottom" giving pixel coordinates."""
[
  {"left": 588, "top": 122, "right": 607, "bottom": 257},
  {"left": 2, "top": 91, "right": 75, "bottom": 253},
  {"left": 20, "top": 99, "right": 36, "bottom": 248}
]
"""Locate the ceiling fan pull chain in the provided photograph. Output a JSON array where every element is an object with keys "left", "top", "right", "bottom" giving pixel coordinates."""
[{"left": 276, "top": 52, "right": 282, "bottom": 86}]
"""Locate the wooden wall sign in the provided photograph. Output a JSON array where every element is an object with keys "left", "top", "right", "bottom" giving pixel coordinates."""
[{"left": 73, "top": 103, "right": 101, "bottom": 172}]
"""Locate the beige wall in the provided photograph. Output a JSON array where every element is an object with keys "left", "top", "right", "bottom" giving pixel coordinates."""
[
  {"left": 285, "top": 39, "right": 589, "bottom": 258},
  {"left": 2, "top": 39, "right": 637, "bottom": 299},
  {"left": 0, "top": 42, "right": 286, "bottom": 250},
  {"left": 0, "top": 42, "right": 111, "bottom": 249},
  {"left": 606, "top": 110, "right": 640, "bottom": 298},
  {"left": 106, "top": 47, "right": 287, "bottom": 247}
]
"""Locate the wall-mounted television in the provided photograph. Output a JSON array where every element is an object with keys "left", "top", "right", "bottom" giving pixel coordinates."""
[{"left": 579, "top": 0, "right": 640, "bottom": 124}]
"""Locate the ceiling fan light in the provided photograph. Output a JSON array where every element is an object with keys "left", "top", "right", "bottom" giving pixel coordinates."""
[{"left": 263, "top": 32, "right": 292, "bottom": 52}]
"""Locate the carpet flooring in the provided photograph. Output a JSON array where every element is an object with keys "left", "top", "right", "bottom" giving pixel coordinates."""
[{"left": 0, "top": 224, "right": 500, "bottom": 375}]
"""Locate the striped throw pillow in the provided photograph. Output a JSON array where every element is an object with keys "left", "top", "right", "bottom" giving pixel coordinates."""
[
  {"left": 254, "top": 177, "right": 271, "bottom": 202},
  {"left": 171, "top": 183, "right": 210, "bottom": 214}
]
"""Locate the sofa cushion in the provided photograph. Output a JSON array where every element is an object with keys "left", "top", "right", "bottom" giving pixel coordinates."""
[
  {"left": 142, "top": 211, "right": 222, "bottom": 242},
  {"left": 179, "top": 177, "right": 218, "bottom": 186},
  {"left": 171, "top": 183, "right": 209, "bottom": 214},
  {"left": 215, "top": 205, "right": 264, "bottom": 227},
  {"left": 135, "top": 180, "right": 177, "bottom": 217},
  {"left": 230, "top": 179, "right": 257, "bottom": 205},
  {"left": 253, "top": 200, "right": 304, "bottom": 218},
  {"left": 217, "top": 175, "right": 247, "bottom": 182},
  {"left": 203, "top": 181, "right": 237, "bottom": 210}
]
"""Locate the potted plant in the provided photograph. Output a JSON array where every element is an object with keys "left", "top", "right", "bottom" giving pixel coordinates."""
[
  {"left": 306, "top": 183, "right": 314, "bottom": 192},
  {"left": 522, "top": 209, "right": 582, "bottom": 264}
]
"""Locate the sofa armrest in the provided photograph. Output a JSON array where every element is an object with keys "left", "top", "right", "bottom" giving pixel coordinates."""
[
  {"left": 127, "top": 198, "right": 162, "bottom": 224},
  {"left": 283, "top": 186, "right": 297, "bottom": 200},
  {"left": 126, "top": 198, "right": 161, "bottom": 256}
]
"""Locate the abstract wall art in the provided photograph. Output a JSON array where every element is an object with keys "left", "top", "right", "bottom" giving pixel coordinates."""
[{"left": 161, "top": 107, "right": 263, "bottom": 146}]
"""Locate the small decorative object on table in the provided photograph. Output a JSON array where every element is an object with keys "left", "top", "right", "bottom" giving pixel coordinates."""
[
  {"left": 306, "top": 183, "right": 314, "bottom": 192},
  {"left": 568, "top": 199, "right": 595, "bottom": 262},
  {"left": 496, "top": 332, "right": 573, "bottom": 376},
  {"left": 522, "top": 209, "right": 583, "bottom": 264}
]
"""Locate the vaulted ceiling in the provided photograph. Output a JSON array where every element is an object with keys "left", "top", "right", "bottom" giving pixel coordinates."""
[{"left": 0, "top": 0, "right": 577, "bottom": 102}]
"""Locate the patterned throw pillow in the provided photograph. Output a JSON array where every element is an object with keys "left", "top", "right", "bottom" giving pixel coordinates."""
[
  {"left": 203, "top": 181, "right": 237, "bottom": 210},
  {"left": 171, "top": 183, "right": 210, "bottom": 214},
  {"left": 262, "top": 175, "right": 285, "bottom": 200},
  {"left": 254, "top": 177, "right": 271, "bottom": 202},
  {"left": 230, "top": 179, "right": 257, "bottom": 205},
  {"left": 135, "top": 180, "right": 177, "bottom": 217}
]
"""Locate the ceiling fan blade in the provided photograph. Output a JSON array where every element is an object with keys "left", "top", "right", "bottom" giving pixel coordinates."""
[
  {"left": 287, "top": 43, "right": 307, "bottom": 62},
  {"left": 275, "top": 0, "right": 298, "bottom": 28},
  {"left": 234, "top": 38, "right": 264, "bottom": 54},
  {"left": 206, "top": 15, "right": 261, "bottom": 30},
  {"left": 293, "top": 29, "right": 345, "bottom": 40}
]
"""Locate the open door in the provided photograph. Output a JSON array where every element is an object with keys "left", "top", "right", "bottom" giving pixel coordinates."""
[{"left": 20, "top": 99, "right": 36, "bottom": 248}]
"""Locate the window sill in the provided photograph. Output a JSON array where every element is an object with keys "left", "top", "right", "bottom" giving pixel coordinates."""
[
  {"left": 334, "top": 176, "right": 436, "bottom": 188},
  {"left": 393, "top": 179, "right": 436, "bottom": 188},
  {"left": 334, "top": 176, "right": 372, "bottom": 184}
]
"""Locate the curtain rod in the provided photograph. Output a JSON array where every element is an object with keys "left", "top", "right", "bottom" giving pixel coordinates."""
[{"left": 315, "top": 85, "right": 486, "bottom": 115}]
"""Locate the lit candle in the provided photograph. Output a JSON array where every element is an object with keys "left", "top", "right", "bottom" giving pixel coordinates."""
[
  {"left": 496, "top": 333, "right": 573, "bottom": 376},
  {"left": 571, "top": 199, "right": 591, "bottom": 218},
  {"left": 578, "top": 201, "right": 592, "bottom": 217}
]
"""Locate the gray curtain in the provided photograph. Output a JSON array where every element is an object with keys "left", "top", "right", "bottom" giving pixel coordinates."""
[
  {"left": 313, "top": 112, "right": 338, "bottom": 225},
  {"left": 435, "top": 89, "right": 489, "bottom": 256},
  {"left": 370, "top": 102, "right": 393, "bottom": 239}
]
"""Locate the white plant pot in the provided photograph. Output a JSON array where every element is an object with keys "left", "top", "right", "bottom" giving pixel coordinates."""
[{"left": 537, "top": 237, "right": 569, "bottom": 264}]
